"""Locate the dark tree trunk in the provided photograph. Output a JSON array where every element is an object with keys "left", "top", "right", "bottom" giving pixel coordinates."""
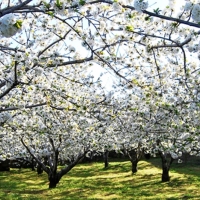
[
  {"left": 144, "top": 153, "right": 150, "bottom": 160},
  {"left": 31, "top": 159, "right": 35, "bottom": 171},
  {"left": 127, "top": 148, "right": 142, "bottom": 174},
  {"left": 159, "top": 151, "right": 174, "bottom": 182},
  {"left": 162, "top": 164, "right": 170, "bottom": 182},
  {"left": 131, "top": 160, "right": 138, "bottom": 173},
  {"left": 48, "top": 173, "right": 61, "bottom": 188},
  {"left": 37, "top": 164, "right": 43, "bottom": 175},
  {"left": 21, "top": 136, "right": 87, "bottom": 189},
  {"left": 104, "top": 150, "right": 109, "bottom": 168},
  {"left": 0, "top": 159, "right": 10, "bottom": 171},
  {"left": 47, "top": 153, "right": 86, "bottom": 189},
  {"left": 31, "top": 165, "right": 35, "bottom": 171}
]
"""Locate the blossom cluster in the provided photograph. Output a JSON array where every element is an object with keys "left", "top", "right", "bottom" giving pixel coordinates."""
[
  {"left": 133, "top": 0, "right": 148, "bottom": 12},
  {"left": 0, "top": 0, "right": 200, "bottom": 183},
  {"left": 192, "top": 4, "right": 200, "bottom": 22},
  {"left": 0, "top": 14, "right": 23, "bottom": 38}
]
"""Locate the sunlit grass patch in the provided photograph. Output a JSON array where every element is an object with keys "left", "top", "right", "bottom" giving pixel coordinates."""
[{"left": 0, "top": 159, "right": 200, "bottom": 199}]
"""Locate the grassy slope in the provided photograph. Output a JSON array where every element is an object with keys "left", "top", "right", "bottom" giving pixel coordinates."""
[{"left": 0, "top": 158, "right": 199, "bottom": 200}]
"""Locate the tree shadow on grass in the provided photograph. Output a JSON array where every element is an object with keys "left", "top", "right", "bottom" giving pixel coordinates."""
[
  {"left": 103, "top": 161, "right": 130, "bottom": 172},
  {"left": 0, "top": 168, "right": 48, "bottom": 199},
  {"left": 1, "top": 160, "right": 199, "bottom": 200},
  {"left": 67, "top": 161, "right": 130, "bottom": 179},
  {"left": 147, "top": 157, "right": 200, "bottom": 184}
]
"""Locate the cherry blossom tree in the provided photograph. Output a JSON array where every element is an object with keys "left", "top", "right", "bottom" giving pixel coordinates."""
[
  {"left": 0, "top": 84, "right": 113, "bottom": 188},
  {"left": 0, "top": 0, "right": 200, "bottom": 187},
  {"left": 110, "top": 94, "right": 151, "bottom": 174}
]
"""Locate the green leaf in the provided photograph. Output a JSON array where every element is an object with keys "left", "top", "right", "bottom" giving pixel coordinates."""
[
  {"left": 125, "top": 25, "right": 134, "bottom": 32},
  {"left": 43, "top": 1, "right": 51, "bottom": 9},
  {"left": 146, "top": 93, "right": 151, "bottom": 98},
  {"left": 56, "top": 0, "right": 63, "bottom": 9},
  {"left": 46, "top": 11, "right": 54, "bottom": 17},
  {"left": 153, "top": 8, "right": 161, "bottom": 15},
  {"left": 128, "top": 13, "right": 135, "bottom": 19},
  {"left": 79, "top": 0, "right": 86, "bottom": 5},
  {"left": 131, "top": 78, "right": 138, "bottom": 85},
  {"left": 13, "top": 20, "right": 23, "bottom": 29},
  {"left": 171, "top": 22, "right": 179, "bottom": 28},
  {"left": 174, "top": 109, "right": 179, "bottom": 115}
]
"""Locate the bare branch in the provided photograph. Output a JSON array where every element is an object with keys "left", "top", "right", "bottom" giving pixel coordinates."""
[
  {"left": 21, "top": 137, "right": 50, "bottom": 174},
  {"left": 0, "top": 0, "right": 33, "bottom": 17}
]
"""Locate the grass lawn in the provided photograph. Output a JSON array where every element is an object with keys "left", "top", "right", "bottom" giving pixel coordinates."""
[{"left": 0, "top": 158, "right": 200, "bottom": 199}]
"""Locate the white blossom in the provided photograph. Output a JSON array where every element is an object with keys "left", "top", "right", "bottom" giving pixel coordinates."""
[
  {"left": 170, "top": 152, "right": 179, "bottom": 159},
  {"left": 192, "top": 4, "right": 200, "bottom": 22},
  {"left": 34, "top": 67, "right": 44, "bottom": 76},
  {"left": 184, "top": 2, "right": 194, "bottom": 11},
  {"left": 178, "top": 159, "right": 183, "bottom": 163},
  {"left": 0, "top": 14, "right": 22, "bottom": 38},
  {"left": 134, "top": 0, "right": 148, "bottom": 12}
]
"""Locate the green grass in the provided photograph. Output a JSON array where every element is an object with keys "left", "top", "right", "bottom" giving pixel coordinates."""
[{"left": 0, "top": 158, "right": 200, "bottom": 199}]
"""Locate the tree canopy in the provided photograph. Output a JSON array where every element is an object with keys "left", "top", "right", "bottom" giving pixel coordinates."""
[{"left": 0, "top": 0, "right": 200, "bottom": 187}]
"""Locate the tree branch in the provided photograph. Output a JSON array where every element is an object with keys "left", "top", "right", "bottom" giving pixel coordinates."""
[
  {"left": 21, "top": 137, "right": 50, "bottom": 174},
  {"left": 0, "top": 0, "right": 33, "bottom": 17}
]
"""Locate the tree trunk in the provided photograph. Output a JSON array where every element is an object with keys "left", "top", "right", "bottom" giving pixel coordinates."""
[
  {"left": 37, "top": 164, "right": 43, "bottom": 175},
  {"left": 31, "top": 165, "right": 35, "bottom": 171},
  {"left": 162, "top": 164, "right": 170, "bottom": 182},
  {"left": 144, "top": 153, "right": 150, "bottom": 160},
  {"left": 48, "top": 173, "right": 60, "bottom": 189},
  {"left": 104, "top": 150, "right": 109, "bottom": 168},
  {"left": 131, "top": 160, "right": 138, "bottom": 173},
  {"left": 0, "top": 159, "right": 10, "bottom": 171},
  {"left": 31, "top": 159, "right": 35, "bottom": 171},
  {"left": 159, "top": 151, "right": 174, "bottom": 182},
  {"left": 127, "top": 149, "right": 141, "bottom": 174},
  {"left": 21, "top": 136, "right": 88, "bottom": 189}
]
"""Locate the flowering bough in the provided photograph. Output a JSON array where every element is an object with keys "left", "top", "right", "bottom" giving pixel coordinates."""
[
  {"left": 0, "top": 0, "right": 200, "bottom": 187},
  {"left": 0, "top": 14, "right": 23, "bottom": 37}
]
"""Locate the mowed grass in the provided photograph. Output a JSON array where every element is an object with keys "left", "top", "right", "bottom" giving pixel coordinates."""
[{"left": 0, "top": 158, "right": 200, "bottom": 200}]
